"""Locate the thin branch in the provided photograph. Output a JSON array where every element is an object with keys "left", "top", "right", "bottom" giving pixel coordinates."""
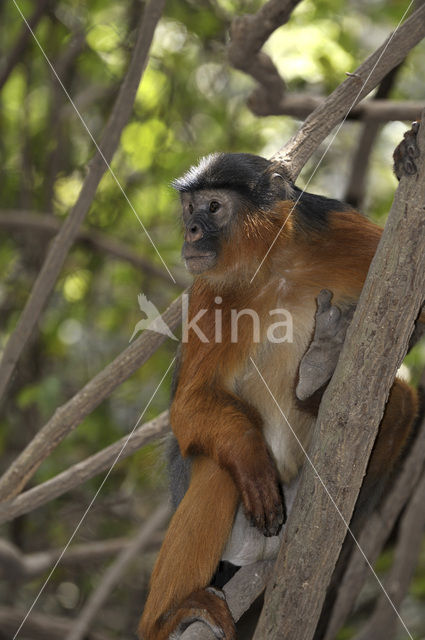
[
  {"left": 0, "top": 211, "right": 186, "bottom": 288},
  {"left": 227, "top": 0, "right": 421, "bottom": 128},
  {"left": 0, "top": 294, "right": 181, "bottom": 502},
  {"left": 181, "top": 561, "right": 275, "bottom": 640},
  {"left": 344, "top": 65, "right": 401, "bottom": 208},
  {"left": 251, "top": 95, "right": 422, "bottom": 123},
  {"left": 0, "top": 534, "right": 164, "bottom": 582},
  {"left": 59, "top": 85, "right": 117, "bottom": 120},
  {"left": 0, "top": 0, "right": 49, "bottom": 91},
  {"left": 0, "top": 607, "right": 110, "bottom": 640},
  {"left": 228, "top": 0, "right": 302, "bottom": 109},
  {"left": 322, "top": 415, "right": 425, "bottom": 640},
  {"left": 0, "top": 0, "right": 167, "bottom": 402},
  {"left": 344, "top": 0, "right": 425, "bottom": 208},
  {"left": 44, "top": 29, "right": 87, "bottom": 208},
  {"left": 271, "top": 3, "right": 425, "bottom": 179},
  {"left": 353, "top": 470, "right": 425, "bottom": 640},
  {"left": 254, "top": 113, "right": 425, "bottom": 640},
  {"left": 65, "top": 503, "right": 171, "bottom": 640},
  {"left": 19, "top": 64, "right": 34, "bottom": 210},
  {"left": 0, "top": 411, "right": 170, "bottom": 524}
]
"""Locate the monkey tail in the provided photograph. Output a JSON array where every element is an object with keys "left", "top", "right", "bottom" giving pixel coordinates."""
[{"left": 138, "top": 456, "right": 239, "bottom": 639}]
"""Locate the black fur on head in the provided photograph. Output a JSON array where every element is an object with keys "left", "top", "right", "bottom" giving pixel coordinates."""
[{"left": 172, "top": 152, "right": 294, "bottom": 210}]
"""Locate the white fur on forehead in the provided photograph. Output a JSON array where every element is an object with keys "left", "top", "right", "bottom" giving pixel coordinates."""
[{"left": 172, "top": 152, "right": 293, "bottom": 209}]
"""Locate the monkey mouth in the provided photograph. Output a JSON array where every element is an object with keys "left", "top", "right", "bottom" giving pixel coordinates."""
[
  {"left": 184, "top": 252, "right": 214, "bottom": 260},
  {"left": 183, "top": 251, "right": 216, "bottom": 274}
]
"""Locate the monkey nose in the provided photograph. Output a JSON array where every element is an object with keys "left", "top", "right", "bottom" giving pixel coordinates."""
[{"left": 185, "top": 223, "right": 203, "bottom": 243}]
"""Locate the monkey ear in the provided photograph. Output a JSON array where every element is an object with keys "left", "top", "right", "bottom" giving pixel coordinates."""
[
  {"left": 267, "top": 161, "right": 292, "bottom": 182},
  {"left": 264, "top": 163, "right": 294, "bottom": 201}
]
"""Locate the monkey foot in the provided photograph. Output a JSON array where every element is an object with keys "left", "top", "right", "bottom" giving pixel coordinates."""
[
  {"left": 393, "top": 121, "right": 420, "bottom": 180},
  {"left": 161, "top": 587, "right": 235, "bottom": 639},
  {"left": 296, "top": 289, "right": 354, "bottom": 401}
]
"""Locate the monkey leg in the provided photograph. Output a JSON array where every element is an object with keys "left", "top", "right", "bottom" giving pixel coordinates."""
[
  {"left": 364, "top": 377, "right": 418, "bottom": 496},
  {"left": 138, "top": 456, "right": 239, "bottom": 640},
  {"left": 347, "top": 377, "right": 418, "bottom": 548}
]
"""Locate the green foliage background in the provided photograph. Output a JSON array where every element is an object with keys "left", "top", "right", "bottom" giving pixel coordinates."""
[{"left": 0, "top": 0, "right": 424, "bottom": 637}]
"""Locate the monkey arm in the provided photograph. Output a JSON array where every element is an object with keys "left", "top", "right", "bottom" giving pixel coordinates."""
[
  {"left": 141, "top": 381, "right": 285, "bottom": 640},
  {"left": 171, "top": 386, "right": 285, "bottom": 537}
]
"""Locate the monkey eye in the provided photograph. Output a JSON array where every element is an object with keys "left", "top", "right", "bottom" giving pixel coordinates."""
[
  {"left": 209, "top": 200, "right": 220, "bottom": 213},
  {"left": 188, "top": 203, "right": 194, "bottom": 214}
]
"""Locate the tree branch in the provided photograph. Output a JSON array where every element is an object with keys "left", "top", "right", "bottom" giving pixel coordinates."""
[
  {"left": 181, "top": 561, "right": 275, "bottom": 640},
  {"left": 0, "top": 606, "right": 110, "bottom": 640},
  {"left": 43, "top": 29, "right": 87, "bottom": 208},
  {"left": 254, "top": 112, "right": 425, "bottom": 640},
  {"left": 353, "top": 470, "right": 425, "bottom": 640},
  {"left": 0, "top": 533, "right": 164, "bottom": 582},
  {"left": 322, "top": 414, "right": 425, "bottom": 640},
  {"left": 228, "top": 0, "right": 302, "bottom": 110},
  {"left": 0, "top": 0, "right": 167, "bottom": 402},
  {"left": 344, "top": 65, "right": 401, "bottom": 208},
  {"left": 253, "top": 95, "right": 423, "bottom": 122},
  {"left": 0, "top": 294, "right": 181, "bottom": 502},
  {"left": 0, "top": 211, "right": 186, "bottom": 288},
  {"left": 59, "top": 85, "right": 117, "bottom": 120},
  {"left": 0, "top": 0, "right": 49, "bottom": 91},
  {"left": 271, "top": 3, "right": 425, "bottom": 179},
  {"left": 344, "top": 0, "right": 424, "bottom": 207},
  {"left": 0, "top": 411, "right": 170, "bottom": 523},
  {"left": 64, "top": 503, "right": 170, "bottom": 640}
]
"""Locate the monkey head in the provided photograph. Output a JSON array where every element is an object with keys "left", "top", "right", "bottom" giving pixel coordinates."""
[{"left": 173, "top": 153, "right": 294, "bottom": 277}]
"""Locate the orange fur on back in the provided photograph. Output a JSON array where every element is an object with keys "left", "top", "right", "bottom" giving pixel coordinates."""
[{"left": 368, "top": 378, "right": 418, "bottom": 479}]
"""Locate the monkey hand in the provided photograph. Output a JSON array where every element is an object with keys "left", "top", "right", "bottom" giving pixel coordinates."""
[
  {"left": 296, "top": 289, "right": 354, "bottom": 401},
  {"left": 393, "top": 121, "right": 420, "bottom": 180},
  {"left": 139, "top": 587, "right": 235, "bottom": 640},
  {"left": 224, "top": 431, "right": 286, "bottom": 537}
]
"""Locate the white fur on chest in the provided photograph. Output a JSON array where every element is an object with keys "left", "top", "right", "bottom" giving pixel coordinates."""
[{"left": 231, "top": 300, "right": 316, "bottom": 484}]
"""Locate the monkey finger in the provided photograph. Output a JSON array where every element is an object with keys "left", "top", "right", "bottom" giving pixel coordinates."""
[
  {"left": 404, "top": 122, "right": 420, "bottom": 158},
  {"left": 393, "top": 122, "right": 420, "bottom": 178},
  {"left": 262, "top": 481, "right": 286, "bottom": 536},
  {"left": 264, "top": 502, "right": 285, "bottom": 537},
  {"left": 403, "top": 157, "right": 417, "bottom": 175}
]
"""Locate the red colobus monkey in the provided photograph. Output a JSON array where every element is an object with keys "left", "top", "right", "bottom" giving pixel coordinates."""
[{"left": 138, "top": 124, "right": 422, "bottom": 640}]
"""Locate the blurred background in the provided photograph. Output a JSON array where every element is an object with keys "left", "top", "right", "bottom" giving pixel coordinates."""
[{"left": 0, "top": 0, "right": 424, "bottom": 638}]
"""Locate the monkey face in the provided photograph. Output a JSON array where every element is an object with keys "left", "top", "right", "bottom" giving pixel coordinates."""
[
  {"left": 180, "top": 189, "right": 237, "bottom": 274},
  {"left": 173, "top": 153, "right": 296, "bottom": 279}
]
